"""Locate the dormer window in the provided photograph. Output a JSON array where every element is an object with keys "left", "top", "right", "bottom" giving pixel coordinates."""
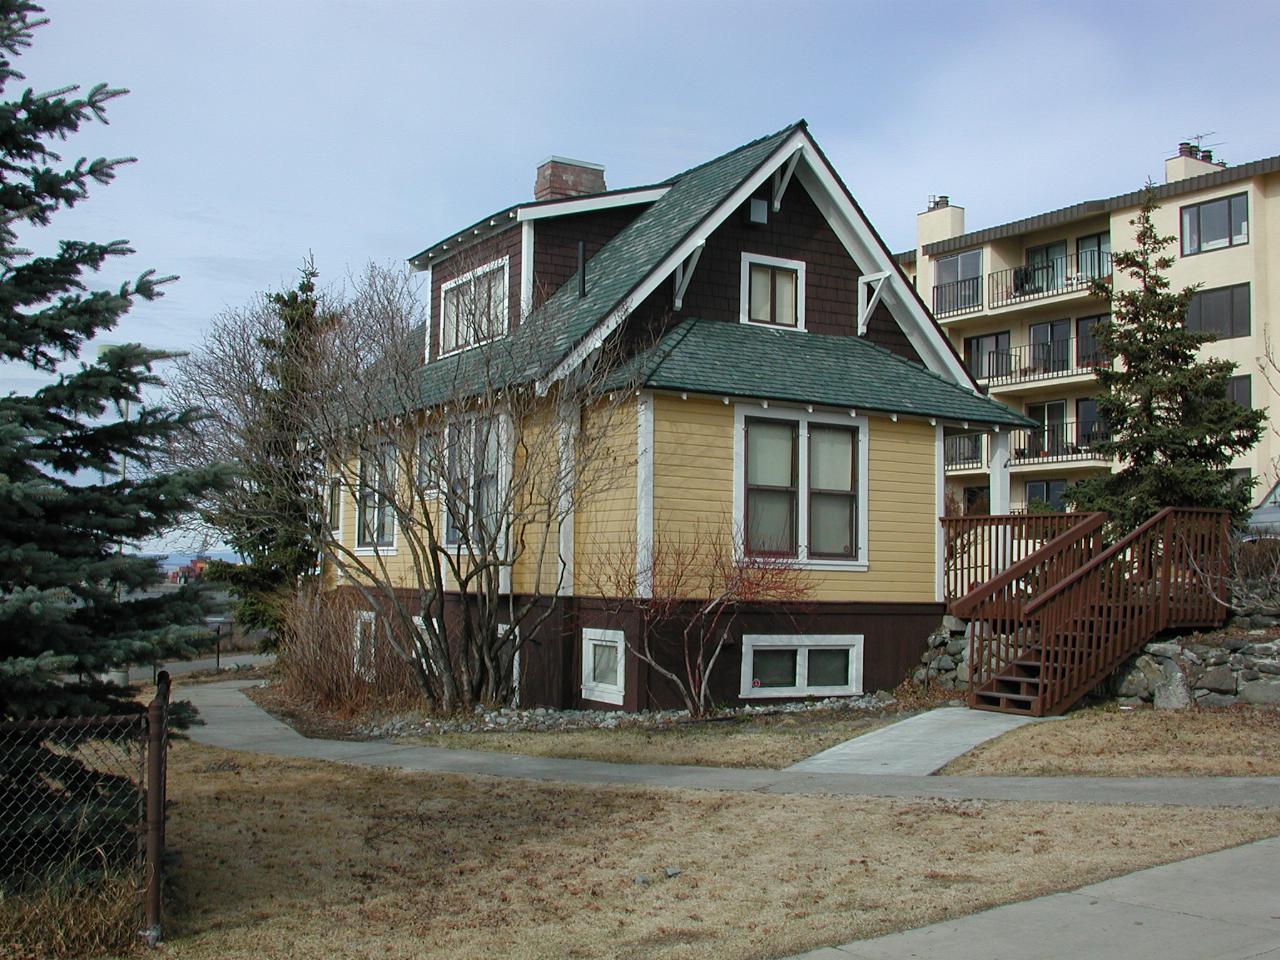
[
  {"left": 740, "top": 253, "right": 806, "bottom": 330},
  {"left": 439, "top": 257, "right": 509, "bottom": 355}
]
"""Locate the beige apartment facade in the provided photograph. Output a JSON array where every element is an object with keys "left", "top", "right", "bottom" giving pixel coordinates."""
[{"left": 899, "top": 144, "right": 1280, "bottom": 515}]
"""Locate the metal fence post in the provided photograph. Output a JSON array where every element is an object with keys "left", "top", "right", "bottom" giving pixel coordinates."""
[{"left": 141, "top": 670, "right": 171, "bottom": 947}]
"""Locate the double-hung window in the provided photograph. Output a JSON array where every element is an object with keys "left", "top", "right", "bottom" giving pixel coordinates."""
[
  {"left": 417, "top": 427, "right": 444, "bottom": 495},
  {"left": 440, "top": 258, "right": 508, "bottom": 355},
  {"left": 1181, "top": 194, "right": 1248, "bottom": 255},
  {"left": 1186, "top": 283, "right": 1250, "bottom": 340},
  {"left": 356, "top": 441, "right": 396, "bottom": 548},
  {"left": 741, "top": 253, "right": 804, "bottom": 328},
  {"left": 741, "top": 411, "right": 866, "bottom": 565},
  {"left": 445, "top": 417, "right": 502, "bottom": 546}
]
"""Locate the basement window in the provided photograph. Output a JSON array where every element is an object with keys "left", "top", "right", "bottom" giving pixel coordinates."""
[
  {"left": 740, "top": 253, "right": 805, "bottom": 329},
  {"left": 740, "top": 635, "right": 863, "bottom": 698},
  {"left": 353, "top": 611, "right": 376, "bottom": 682},
  {"left": 581, "top": 628, "right": 624, "bottom": 705}
]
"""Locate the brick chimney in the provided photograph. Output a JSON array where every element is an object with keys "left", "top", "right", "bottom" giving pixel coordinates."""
[{"left": 535, "top": 156, "right": 606, "bottom": 201}]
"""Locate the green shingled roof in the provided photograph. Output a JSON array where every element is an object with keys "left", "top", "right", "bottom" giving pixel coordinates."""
[{"left": 612, "top": 318, "right": 1032, "bottom": 427}]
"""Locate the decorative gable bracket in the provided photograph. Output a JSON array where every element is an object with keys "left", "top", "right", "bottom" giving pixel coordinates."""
[
  {"left": 856, "top": 271, "right": 891, "bottom": 336},
  {"left": 673, "top": 243, "right": 705, "bottom": 312},
  {"left": 772, "top": 150, "right": 800, "bottom": 213}
]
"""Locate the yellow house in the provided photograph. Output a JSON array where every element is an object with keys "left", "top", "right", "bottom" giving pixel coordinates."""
[
  {"left": 899, "top": 143, "right": 1280, "bottom": 515},
  {"left": 331, "top": 121, "right": 1027, "bottom": 711}
]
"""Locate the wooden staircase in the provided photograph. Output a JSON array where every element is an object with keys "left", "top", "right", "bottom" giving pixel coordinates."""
[{"left": 941, "top": 508, "right": 1229, "bottom": 717}]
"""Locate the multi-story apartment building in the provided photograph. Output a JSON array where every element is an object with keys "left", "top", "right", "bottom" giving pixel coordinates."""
[{"left": 899, "top": 143, "right": 1280, "bottom": 515}]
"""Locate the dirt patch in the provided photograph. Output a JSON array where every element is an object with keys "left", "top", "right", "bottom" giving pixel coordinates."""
[
  {"left": 160, "top": 740, "right": 1280, "bottom": 960},
  {"left": 243, "top": 682, "right": 374, "bottom": 741},
  {"left": 942, "top": 704, "right": 1280, "bottom": 777}
]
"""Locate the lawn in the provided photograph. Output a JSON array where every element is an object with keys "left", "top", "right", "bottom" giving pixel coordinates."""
[
  {"left": 245, "top": 681, "right": 917, "bottom": 768},
  {"left": 942, "top": 705, "right": 1280, "bottom": 777},
  {"left": 160, "top": 740, "right": 1280, "bottom": 960}
]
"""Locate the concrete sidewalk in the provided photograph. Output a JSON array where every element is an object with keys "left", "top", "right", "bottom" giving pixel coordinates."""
[
  {"left": 787, "top": 707, "right": 1044, "bottom": 775},
  {"left": 786, "top": 836, "right": 1280, "bottom": 959},
  {"left": 182, "top": 680, "right": 1280, "bottom": 808}
]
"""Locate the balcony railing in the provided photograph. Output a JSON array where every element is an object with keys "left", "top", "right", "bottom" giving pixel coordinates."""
[
  {"left": 933, "top": 277, "right": 982, "bottom": 318},
  {"left": 1010, "top": 419, "right": 1110, "bottom": 465},
  {"left": 976, "top": 338, "right": 1109, "bottom": 387},
  {"left": 988, "top": 251, "right": 1112, "bottom": 309},
  {"left": 944, "top": 432, "right": 987, "bottom": 470}
]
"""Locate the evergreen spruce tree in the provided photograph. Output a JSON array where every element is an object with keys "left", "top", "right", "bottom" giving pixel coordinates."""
[
  {"left": 1067, "top": 183, "right": 1265, "bottom": 533},
  {"left": 0, "top": 1, "right": 223, "bottom": 719},
  {"left": 203, "top": 263, "right": 328, "bottom": 641}
]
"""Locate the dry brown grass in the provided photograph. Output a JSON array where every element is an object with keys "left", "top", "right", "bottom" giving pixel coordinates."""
[
  {"left": 0, "top": 868, "right": 141, "bottom": 960},
  {"left": 943, "top": 705, "right": 1280, "bottom": 777},
  {"left": 161, "top": 740, "right": 1280, "bottom": 960},
  {"left": 403, "top": 711, "right": 902, "bottom": 769}
]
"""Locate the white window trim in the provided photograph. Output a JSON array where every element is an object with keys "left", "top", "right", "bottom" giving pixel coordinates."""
[
  {"left": 731, "top": 403, "right": 870, "bottom": 571},
  {"left": 354, "top": 445, "right": 397, "bottom": 557},
  {"left": 353, "top": 610, "right": 376, "bottom": 682},
  {"left": 739, "top": 252, "right": 807, "bottom": 330},
  {"left": 326, "top": 476, "right": 344, "bottom": 538},
  {"left": 581, "top": 627, "right": 625, "bottom": 706},
  {"left": 438, "top": 255, "right": 510, "bottom": 359},
  {"left": 739, "top": 633, "right": 864, "bottom": 699}
]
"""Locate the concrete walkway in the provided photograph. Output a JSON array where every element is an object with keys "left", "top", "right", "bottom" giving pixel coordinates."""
[
  {"left": 182, "top": 680, "right": 1280, "bottom": 808},
  {"left": 787, "top": 707, "right": 1044, "bottom": 775},
  {"left": 785, "top": 836, "right": 1280, "bottom": 959}
]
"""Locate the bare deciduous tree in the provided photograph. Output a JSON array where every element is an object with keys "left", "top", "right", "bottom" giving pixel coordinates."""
[{"left": 585, "top": 519, "right": 812, "bottom": 717}]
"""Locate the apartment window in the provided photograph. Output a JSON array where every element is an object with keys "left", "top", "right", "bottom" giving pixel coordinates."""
[
  {"left": 933, "top": 249, "right": 982, "bottom": 313},
  {"left": 1022, "top": 240, "right": 1067, "bottom": 293},
  {"left": 741, "top": 411, "right": 867, "bottom": 565},
  {"left": 1029, "top": 319, "right": 1071, "bottom": 373},
  {"left": 745, "top": 418, "right": 798, "bottom": 555},
  {"left": 326, "top": 477, "right": 341, "bottom": 533},
  {"left": 1181, "top": 193, "right": 1248, "bottom": 255},
  {"left": 1024, "top": 401, "right": 1067, "bottom": 458},
  {"left": 440, "top": 258, "right": 508, "bottom": 355},
  {"left": 741, "top": 253, "right": 804, "bottom": 328},
  {"left": 808, "top": 426, "right": 858, "bottom": 559},
  {"left": 740, "top": 634, "right": 864, "bottom": 698},
  {"left": 1076, "top": 398, "right": 1105, "bottom": 448},
  {"left": 1076, "top": 233, "right": 1111, "bottom": 278},
  {"left": 356, "top": 442, "right": 396, "bottom": 548},
  {"left": 963, "top": 330, "right": 1010, "bottom": 379},
  {"left": 1025, "top": 479, "right": 1068, "bottom": 512},
  {"left": 1076, "top": 315, "right": 1107, "bottom": 367},
  {"left": 1186, "top": 283, "right": 1250, "bottom": 340},
  {"left": 581, "top": 628, "right": 624, "bottom": 705},
  {"left": 963, "top": 485, "right": 990, "bottom": 515},
  {"left": 446, "top": 417, "right": 501, "bottom": 546},
  {"left": 353, "top": 611, "right": 376, "bottom": 682},
  {"left": 1226, "top": 375, "right": 1251, "bottom": 409}
]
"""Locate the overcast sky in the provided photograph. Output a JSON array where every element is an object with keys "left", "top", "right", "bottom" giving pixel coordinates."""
[{"left": 11, "top": 0, "right": 1280, "bottom": 392}]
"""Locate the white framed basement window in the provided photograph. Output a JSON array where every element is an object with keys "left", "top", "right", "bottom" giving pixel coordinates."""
[
  {"left": 353, "top": 610, "right": 376, "bottom": 682},
  {"left": 581, "top": 628, "right": 624, "bottom": 705},
  {"left": 739, "top": 634, "right": 864, "bottom": 699},
  {"left": 740, "top": 252, "right": 806, "bottom": 330}
]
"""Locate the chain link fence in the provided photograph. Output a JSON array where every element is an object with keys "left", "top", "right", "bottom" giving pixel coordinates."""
[{"left": 0, "top": 674, "right": 170, "bottom": 956}]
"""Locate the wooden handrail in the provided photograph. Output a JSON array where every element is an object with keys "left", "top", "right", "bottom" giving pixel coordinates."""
[
  {"left": 1023, "top": 507, "right": 1226, "bottom": 616},
  {"left": 949, "top": 512, "right": 1106, "bottom": 618}
]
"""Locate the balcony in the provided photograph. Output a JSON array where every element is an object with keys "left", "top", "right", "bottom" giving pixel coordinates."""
[
  {"left": 933, "top": 277, "right": 982, "bottom": 319},
  {"left": 944, "top": 432, "right": 988, "bottom": 472},
  {"left": 1010, "top": 420, "right": 1110, "bottom": 466},
  {"left": 980, "top": 338, "right": 1108, "bottom": 388},
  {"left": 988, "top": 251, "right": 1111, "bottom": 309}
]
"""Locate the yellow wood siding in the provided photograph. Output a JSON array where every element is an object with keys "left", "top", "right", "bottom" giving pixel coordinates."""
[
  {"left": 650, "top": 395, "right": 937, "bottom": 604},
  {"left": 573, "top": 398, "right": 637, "bottom": 595}
]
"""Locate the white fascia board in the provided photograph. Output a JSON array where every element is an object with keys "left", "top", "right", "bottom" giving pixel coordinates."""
[
  {"left": 540, "top": 129, "right": 811, "bottom": 391},
  {"left": 791, "top": 146, "right": 974, "bottom": 389},
  {"left": 516, "top": 187, "right": 670, "bottom": 222}
]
